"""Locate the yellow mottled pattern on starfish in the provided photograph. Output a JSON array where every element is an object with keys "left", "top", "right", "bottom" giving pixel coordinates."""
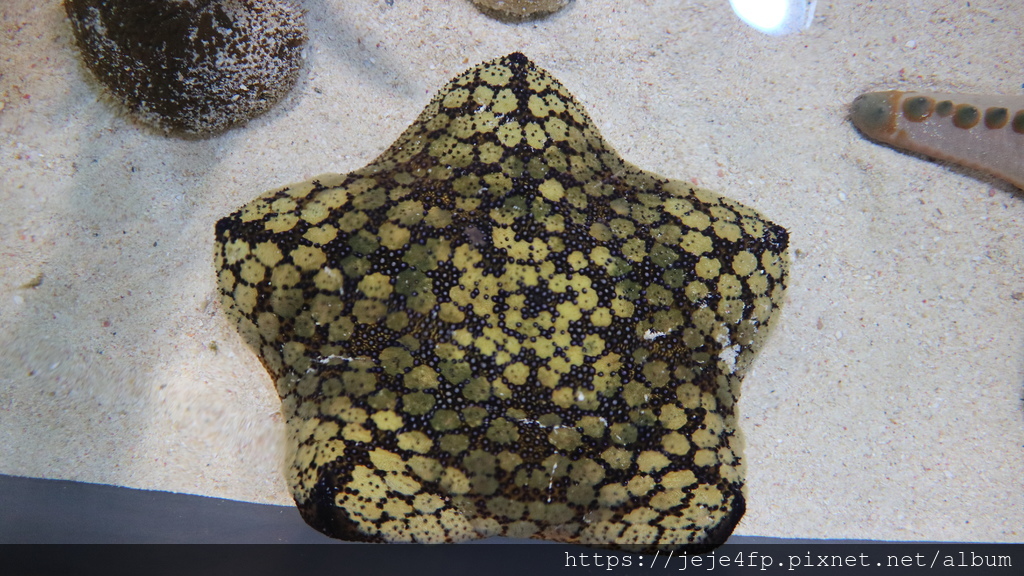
[{"left": 214, "top": 52, "right": 788, "bottom": 552}]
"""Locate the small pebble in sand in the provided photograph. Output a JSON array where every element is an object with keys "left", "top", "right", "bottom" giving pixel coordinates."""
[
  {"left": 468, "top": 0, "right": 570, "bottom": 22},
  {"left": 65, "top": 0, "right": 306, "bottom": 136}
]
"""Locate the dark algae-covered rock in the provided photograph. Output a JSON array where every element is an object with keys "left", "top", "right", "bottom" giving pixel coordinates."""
[
  {"left": 65, "top": 0, "right": 306, "bottom": 136},
  {"left": 215, "top": 53, "right": 788, "bottom": 551}
]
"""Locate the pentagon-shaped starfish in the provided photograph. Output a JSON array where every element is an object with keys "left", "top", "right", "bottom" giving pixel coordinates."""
[{"left": 214, "top": 52, "right": 789, "bottom": 552}]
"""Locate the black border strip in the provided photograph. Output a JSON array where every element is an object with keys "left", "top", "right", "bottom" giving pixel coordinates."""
[{"left": 1, "top": 474, "right": 1019, "bottom": 576}]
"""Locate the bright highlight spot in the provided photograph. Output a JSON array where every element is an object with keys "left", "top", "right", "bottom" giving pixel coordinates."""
[{"left": 729, "top": 0, "right": 816, "bottom": 36}]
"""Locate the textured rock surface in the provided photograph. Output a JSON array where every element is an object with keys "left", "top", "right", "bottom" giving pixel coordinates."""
[
  {"left": 469, "top": 0, "right": 570, "bottom": 22},
  {"left": 65, "top": 0, "right": 306, "bottom": 135},
  {"left": 214, "top": 53, "right": 788, "bottom": 551}
]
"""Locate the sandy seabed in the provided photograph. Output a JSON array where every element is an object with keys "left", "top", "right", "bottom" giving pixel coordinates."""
[{"left": 1, "top": 0, "right": 1021, "bottom": 542}]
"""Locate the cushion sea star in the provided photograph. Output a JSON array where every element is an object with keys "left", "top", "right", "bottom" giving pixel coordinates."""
[{"left": 214, "top": 52, "right": 789, "bottom": 551}]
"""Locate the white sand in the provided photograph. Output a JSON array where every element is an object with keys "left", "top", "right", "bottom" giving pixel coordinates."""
[{"left": 1, "top": 0, "right": 1021, "bottom": 542}]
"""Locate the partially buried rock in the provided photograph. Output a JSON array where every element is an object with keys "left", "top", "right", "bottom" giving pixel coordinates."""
[
  {"left": 215, "top": 53, "right": 788, "bottom": 551},
  {"left": 65, "top": 0, "right": 306, "bottom": 136},
  {"left": 469, "top": 0, "right": 570, "bottom": 22}
]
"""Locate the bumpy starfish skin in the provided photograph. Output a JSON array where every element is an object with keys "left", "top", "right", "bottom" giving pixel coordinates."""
[{"left": 215, "top": 53, "right": 788, "bottom": 551}]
